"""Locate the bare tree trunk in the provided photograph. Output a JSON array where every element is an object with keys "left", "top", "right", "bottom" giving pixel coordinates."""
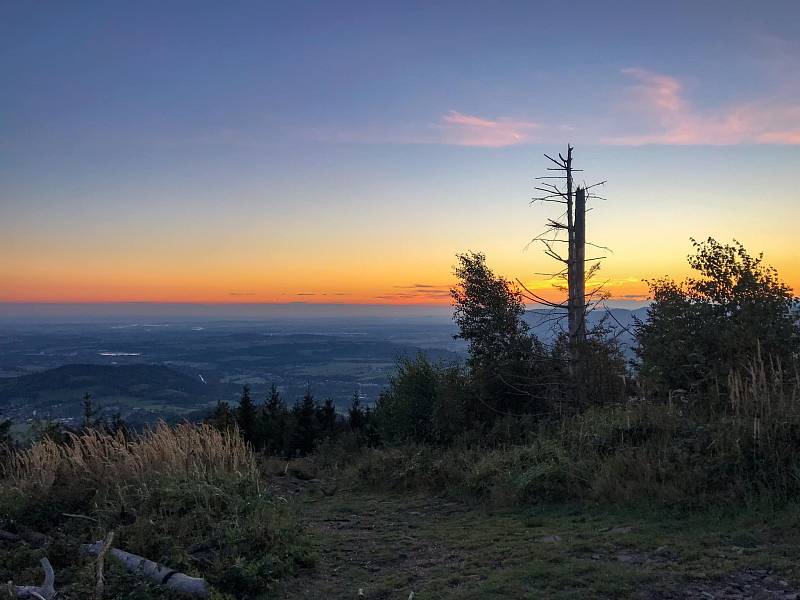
[
  {"left": 573, "top": 186, "right": 587, "bottom": 406},
  {"left": 526, "top": 146, "right": 607, "bottom": 410},
  {"left": 573, "top": 186, "right": 586, "bottom": 343}
]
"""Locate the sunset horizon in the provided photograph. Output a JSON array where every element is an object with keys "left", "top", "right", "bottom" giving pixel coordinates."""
[{"left": 3, "top": 3, "right": 799, "bottom": 309}]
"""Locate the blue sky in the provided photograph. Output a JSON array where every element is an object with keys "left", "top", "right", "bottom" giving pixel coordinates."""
[{"left": 1, "top": 1, "right": 798, "bottom": 304}]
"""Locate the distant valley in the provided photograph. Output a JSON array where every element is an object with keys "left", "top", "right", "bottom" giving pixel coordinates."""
[{"left": 0, "top": 307, "right": 647, "bottom": 426}]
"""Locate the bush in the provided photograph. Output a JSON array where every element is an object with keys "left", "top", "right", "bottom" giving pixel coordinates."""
[
  {"left": 0, "top": 422, "right": 313, "bottom": 598},
  {"left": 374, "top": 353, "right": 472, "bottom": 445},
  {"left": 340, "top": 352, "right": 800, "bottom": 507},
  {"left": 636, "top": 238, "right": 799, "bottom": 400}
]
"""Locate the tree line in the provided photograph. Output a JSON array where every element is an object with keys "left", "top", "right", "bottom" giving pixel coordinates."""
[{"left": 205, "top": 383, "right": 379, "bottom": 456}]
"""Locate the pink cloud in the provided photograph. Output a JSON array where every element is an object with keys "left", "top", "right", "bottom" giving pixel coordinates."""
[
  {"left": 312, "top": 111, "right": 541, "bottom": 148},
  {"left": 313, "top": 58, "right": 799, "bottom": 148},
  {"left": 607, "top": 68, "right": 800, "bottom": 145},
  {"left": 437, "top": 111, "right": 539, "bottom": 147}
]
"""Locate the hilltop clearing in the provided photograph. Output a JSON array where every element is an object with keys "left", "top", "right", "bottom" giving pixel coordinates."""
[{"left": 276, "top": 471, "right": 800, "bottom": 599}]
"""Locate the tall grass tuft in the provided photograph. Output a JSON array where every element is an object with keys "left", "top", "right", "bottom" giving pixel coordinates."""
[
  {"left": 0, "top": 422, "right": 313, "bottom": 598},
  {"left": 723, "top": 349, "right": 800, "bottom": 496},
  {"left": 4, "top": 421, "right": 257, "bottom": 494}
]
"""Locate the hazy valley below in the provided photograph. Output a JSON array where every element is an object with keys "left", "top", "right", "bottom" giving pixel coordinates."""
[{"left": 0, "top": 304, "right": 646, "bottom": 428}]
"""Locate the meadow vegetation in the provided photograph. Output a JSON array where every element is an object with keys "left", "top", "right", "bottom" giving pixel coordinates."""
[{"left": 0, "top": 424, "right": 312, "bottom": 598}]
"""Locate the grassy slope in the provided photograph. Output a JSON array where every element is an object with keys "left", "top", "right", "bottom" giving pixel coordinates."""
[
  {"left": 5, "top": 455, "right": 800, "bottom": 598},
  {"left": 278, "top": 481, "right": 800, "bottom": 599}
]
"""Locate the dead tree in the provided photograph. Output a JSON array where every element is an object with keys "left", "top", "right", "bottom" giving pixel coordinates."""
[{"left": 519, "top": 145, "right": 608, "bottom": 406}]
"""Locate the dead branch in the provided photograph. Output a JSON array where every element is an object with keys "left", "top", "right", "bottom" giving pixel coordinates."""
[
  {"left": 84, "top": 542, "right": 209, "bottom": 598},
  {"left": 8, "top": 558, "right": 56, "bottom": 599},
  {"left": 95, "top": 531, "right": 115, "bottom": 600},
  {"left": 516, "top": 278, "right": 566, "bottom": 309},
  {"left": 62, "top": 513, "right": 100, "bottom": 524}
]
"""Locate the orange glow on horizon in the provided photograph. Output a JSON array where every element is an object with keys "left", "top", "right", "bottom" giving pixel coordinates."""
[{"left": 5, "top": 270, "right": 797, "bottom": 306}]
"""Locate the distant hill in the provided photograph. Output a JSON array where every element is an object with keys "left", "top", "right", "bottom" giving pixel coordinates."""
[{"left": 0, "top": 364, "right": 219, "bottom": 424}]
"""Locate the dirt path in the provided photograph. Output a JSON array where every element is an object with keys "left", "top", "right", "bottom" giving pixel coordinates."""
[{"left": 272, "top": 477, "right": 800, "bottom": 599}]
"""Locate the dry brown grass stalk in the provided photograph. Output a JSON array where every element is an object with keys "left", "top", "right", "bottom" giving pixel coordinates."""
[{"left": 3, "top": 422, "right": 257, "bottom": 494}]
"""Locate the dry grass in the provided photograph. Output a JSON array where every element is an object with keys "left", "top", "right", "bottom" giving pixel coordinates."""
[
  {"left": 3, "top": 421, "right": 258, "bottom": 494},
  {"left": 0, "top": 423, "right": 314, "bottom": 598},
  {"left": 727, "top": 350, "right": 800, "bottom": 449}
]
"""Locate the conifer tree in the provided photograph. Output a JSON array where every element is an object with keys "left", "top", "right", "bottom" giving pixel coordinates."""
[
  {"left": 291, "top": 387, "right": 317, "bottom": 455},
  {"left": 317, "top": 398, "right": 337, "bottom": 433},
  {"left": 0, "top": 415, "right": 13, "bottom": 459},
  {"left": 208, "top": 399, "right": 236, "bottom": 431},
  {"left": 81, "top": 392, "right": 97, "bottom": 429},
  {"left": 237, "top": 384, "right": 257, "bottom": 446},
  {"left": 348, "top": 391, "right": 364, "bottom": 431},
  {"left": 263, "top": 383, "right": 288, "bottom": 454}
]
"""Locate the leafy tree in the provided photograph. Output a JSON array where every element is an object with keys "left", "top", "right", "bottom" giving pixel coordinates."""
[
  {"left": 450, "top": 251, "right": 548, "bottom": 415},
  {"left": 375, "top": 353, "right": 438, "bottom": 443},
  {"left": 451, "top": 251, "right": 531, "bottom": 363},
  {"left": 375, "top": 353, "right": 471, "bottom": 444},
  {"left": 636, "top": 238, "right": 799, "bottom": 399}
]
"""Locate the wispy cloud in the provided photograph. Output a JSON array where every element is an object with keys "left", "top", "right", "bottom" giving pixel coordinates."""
[
  {"left": 314, "top": 39, "right": 800, "bottom": 149},
  {"left": 314, "top": 111, "right": 540, "bottom": 148},
  {"left": 606, "top": 67, "right": 800, "bottom": 145},
  {"left": 294, "top": 292, "right": 351, "bottom": 297},
  {"left": 436, "top": 111, "right": 539, "bottom": 147},
  {"left": 377, "top": 283, "right": 452, "bottom": 301}
]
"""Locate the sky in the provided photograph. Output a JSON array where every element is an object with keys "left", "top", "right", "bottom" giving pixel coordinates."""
[{"left": 1, "top": 1, "right": 799, "bottom": 307}]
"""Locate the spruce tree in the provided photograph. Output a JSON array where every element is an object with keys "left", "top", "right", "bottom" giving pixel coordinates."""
[
  {"left": 264, "top": 383, "right": 288, "bottom": 454},
  {"left": 348, "top": 390, "right": 364, "bottom": 430},
  {"left": 208, "top": 400, "right": 236, "bottom": 431},
  {"left": 81, "top": 392, "right": 97, "bottom": 429},
  {"left": 0, "top": 415, "right": 13, "bottom": 459},
  {"left": 317, "top": 398, "right": 336, "bottom": 433},
  {"left": 237, "top": 384, "right": 257, "bottom": 446},
  {"left": 291, "top": 387, "right": 317, "bottom": 455}
]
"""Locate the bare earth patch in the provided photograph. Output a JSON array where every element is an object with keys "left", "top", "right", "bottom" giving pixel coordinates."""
[{"left": 270, "top": 473, "right": 800, "bottom": 599}]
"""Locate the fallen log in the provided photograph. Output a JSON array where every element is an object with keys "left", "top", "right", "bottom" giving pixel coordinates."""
[
  {"left": 7, "top": 557, "right": 57, "bottom": 599},
  {"left": 0, "top": 530, "right": 21, "bottom": 543},
  {"left": 83, "top": 542, "right": 209, "bottom": 598},
  {"left": 0, "top": 528, "right": 47, "bottom": 549}
]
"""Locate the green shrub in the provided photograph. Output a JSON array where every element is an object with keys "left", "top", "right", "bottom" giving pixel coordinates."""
[
  {"left": 0, "top": 423, "right": 313, "bottom": 599},
  {"left": 340, "top": 352, "right": 800, "bottom": 508}
]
